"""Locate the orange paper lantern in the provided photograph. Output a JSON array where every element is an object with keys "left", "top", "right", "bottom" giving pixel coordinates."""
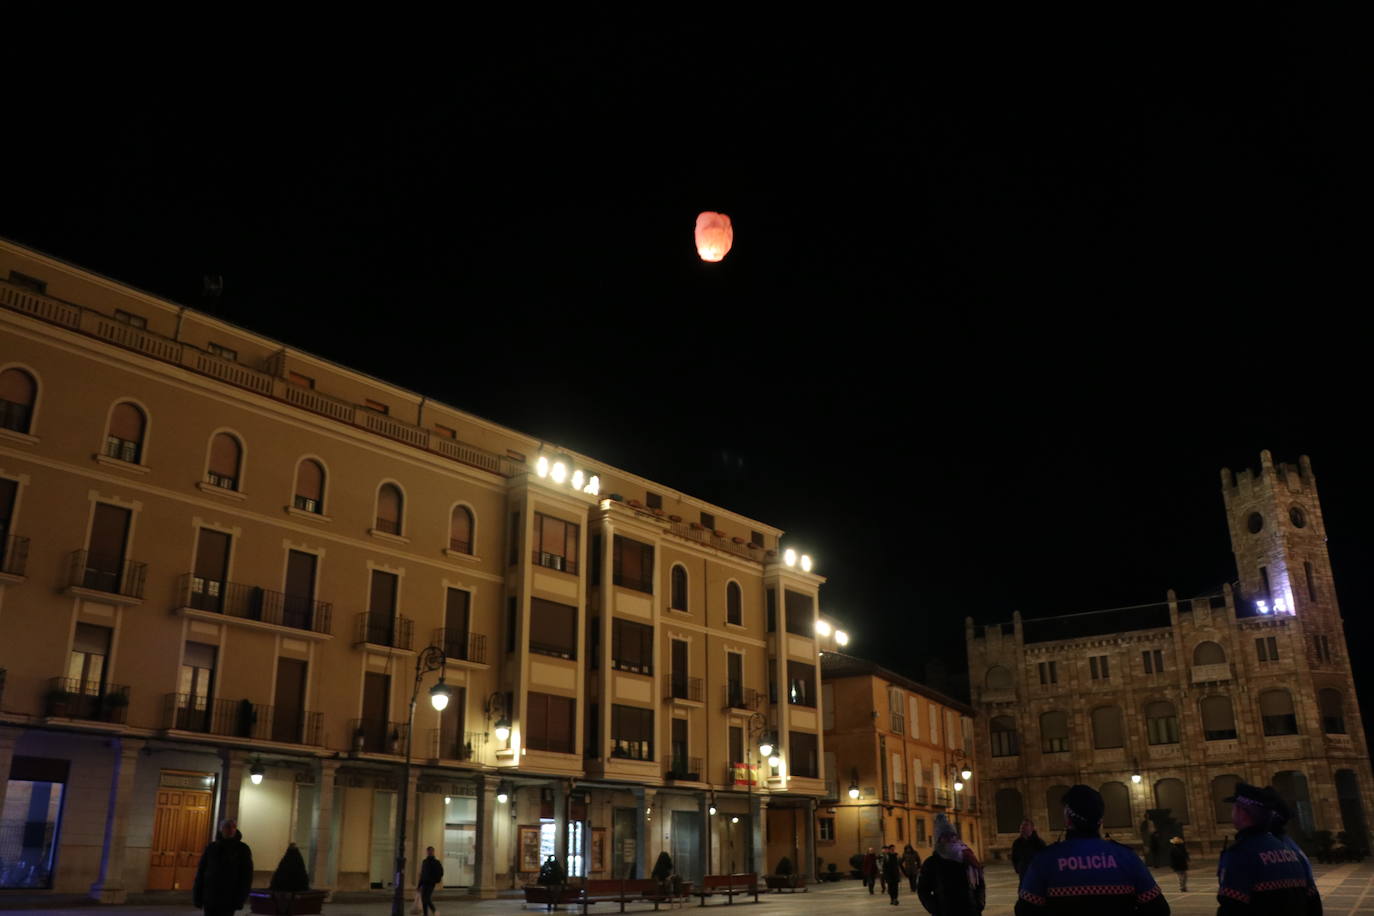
[{"left": 695, "top": 211, "right": 733, "bottom": 262}]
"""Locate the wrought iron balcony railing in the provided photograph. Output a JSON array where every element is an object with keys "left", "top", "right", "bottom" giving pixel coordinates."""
[
  {"left": 176, "top": 573, "right": 332, "bottom": 634},
  {"left": 67, "top": 550, "right": 146, "bottom": 599}
]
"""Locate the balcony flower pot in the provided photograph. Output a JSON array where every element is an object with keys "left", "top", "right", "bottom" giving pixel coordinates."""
[
  {"left": 45, "top": 687, "right": 74, "bottom": 717},
  {"left": 628, "top": 499, "right": 644, "bottom": 508},
  {"left": 689, "top": 522, "right": 705, "bottom": 531},
  {"left": 101, "top": 691, "right": 130, "bottom": 723},
  {"left": 713, "top": 530, "right": 727, "bottom": 538},
  {"left": 732, "top": 536, "right": 746, "bottom": 545},
  {"left": 668, "top": 515, "right": 682, "bottom": 523}
]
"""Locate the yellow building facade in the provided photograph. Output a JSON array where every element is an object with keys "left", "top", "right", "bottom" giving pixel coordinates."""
[
  {"left": 0, "top": 238, "right": 829, "bottom": 901},
  {"left": 816, "top": 649, "right": 981, "bottom": 877}
]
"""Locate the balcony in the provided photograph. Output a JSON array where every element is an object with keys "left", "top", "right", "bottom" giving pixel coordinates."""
[
  {"left": 890, "top": 715, "right": 905, "bottom": 735},
  {"left": 933, "top": 788, "right": 951, "bottom": 807},
  {"left": 893, "top": 785, "right": 908, "bottom": 803},
  {"left": 430, "top": 729, "right": 488, "bottom": 762},
  {"left": 355, "top": 613, "right": 414, "bottom": 651},
  {"left": 1191, "top": 663, "right": 1233, "bottom": 683},
  {"left": 533, "top": 551, "right": 578, "bottom": 576},
  {"left": 723, "top": 683, "right": 762, "bottom": 711},
  {"left": 666, "top": 756, "right": 703, "bottom": 782},
  {"left": 609, "top": 739, "right": 653, "bottom": 762},
  {"left": 164, "top": 694, "right": 268, "bottom": 740},
  {"left": 664, "top": 522, "right": 763, "bottom": 565},
  {"left": 612, "top": 571, "right": 652, "bottom": 593},
  {"left": 0, "top": 534, "right": 29, "bottom": 579},
  {"left": 913, "top": 786, "right": 930, "bottom": 805},
  {"left": 176, "top": 574, "right": 332, "bottom": 635},
  {"left": 966, "top": 795, "right": 978, "bottom": 813},
  {"left": 432, "top": 628, "right": 487, "bottom": 665},
  {"left": 65, "top": 550, "right": 146, "bottom": 602},
  {"left": 45, "top": 678, "right": 129, "bottom": 724},
  {"left": 350, "top": 718, "right": 409, "bottom": 755},
  {"left": 666, "top": 675, "right": 704, "bottom": 703}
]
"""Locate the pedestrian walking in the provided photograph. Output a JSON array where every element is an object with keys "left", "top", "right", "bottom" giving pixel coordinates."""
[
  {"left": 1167, "top": 836, "right": 1189, "bottom": 892},
  {"left": 882, "top": 844, "right": 903, "bottom": 905},
  {"left": 1014, "top": 785, "right": 1166, "bottom": 916},
  {"left": 1216, "top": 782, "right": 1321, "bottom": 914},
  {"left": 193, "top": 818, "right": 254, "bottom": 916},
  {"left": 916, "top": 814, "right": 984, "bottom": 916},
  {"left": 901, "top": 844, "right": 922, "bottom": 893},
  {"left": 418, "top": 845, "right": 444, "bottom": 916},
  {"left": 863, "top": 847, "right": 879, "bottom": 895},
  {"left": 1010, "top": 819, "right": 1046, "bottom": 878}
]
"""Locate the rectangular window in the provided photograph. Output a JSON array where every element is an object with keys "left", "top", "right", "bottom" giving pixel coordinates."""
[
  {"left": 889, "top": 687, "right": 904, "bottom": 734},
  {"left": 287, "top": 371, "right": 315, "bottom": 388},
  {"left": 768, "top": 658, "right": 777, "bottom": 703},
  {"left": 1089, "top": 655, "right": 1110, "bottom": 680},
  {"left": 610, "top": 704, "right": 653, "bottom": 760},
  {"left": 729, "top": 725, "right": 744, "bottom": 766},
  {"left": 534, "top": 513, "right": 579, "bottom": 574},
  {"left": 790, "top": 731, "right": 818, "bottom": 778},
  {"left": 175, "top": 641, "right": 217, "bottom": 729},
  {"left": 365, "top": 571, "right": 398, "bottom": 645},
  {"left": 272, "top": 656, "right": 308, "bottom": 743},
  {"left": 433, "top": 423, "right": 457, "bottom": 439},
  {"left": 670, "top": 717, "right": 688, "bottom": 770},
  {"left": 787, "top": 660, "right": 816, "bottom": 707},
  {"left": 530, "top": 598, "right": 577, "bottom": 660},
  {"left": 766, "top": 588, "right": 777, "bottom": 632},
  {"left": 929, "top": 703, "right": 939, "bottom": 744},
  {"left": 0, "top": 757, "right": 69, "bottom": 889},
  {"left": 207, "top": 342, "right": 238, "bottom": 361},
  {"left": 443, "top": 588, "right": 471, "bottom": 660},
  {"left": 699, "top": 512, "right": 715, "bottom": 531},
  {"left": 190, "top": 528, "right": 231, "bottom": 612},
  {"left": 783, "top": 590, "right": 813, "bottom": 637},
  {"left": 645, "top": 492, "right": 662, "bottom": 510},
  {"left": 1038, "top": 661, "right": 1058, "bottom": 685},
  {"left": 750, "top": 531, "right": 764, "bottom": 547},
  {"left": 916, "top": 817, "right": 926, "bottom": 844},
  {"left": 114, "top": 309, "right": 146, "bottom": 329},
  {"left": 612, "top": 535, "right": 653, "bottom": 592},
  {"left": 818, "top": 818, "right": 834, "bottom": 842},
  {"left": 1305, "top": 561, "right": 1318, "bottom": 602},
  {"left": 611, "top": 618, "right": 653, "bottom": 674},
  {"left": 67, "top": 623, "right": 111, "bottom": 695},
  {"left": 8, "top": 270, "right": 47, "bottom": 294},
  {"left": 85, "top": 503, "right": 131, "bottom": 592},
  {"left": 526, "top": 692, "right": 576, "bottom": 754},
  {"left": 1256, "top": 636, "right": 1279, "bottom": 662}
]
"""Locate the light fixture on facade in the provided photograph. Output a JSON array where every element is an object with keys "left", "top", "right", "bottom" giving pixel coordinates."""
[
  {"left": 1131, "top": 772, "right": 1142, "bottom": 784},
  {"left": 784, "top": 548, "right": 797, "bottom": 567},
  {"left": 535, "top": 453, "right": 600, "bottom": 495},
  {"left": 430, "top": 679, "right": 453, "bottom": 711},
  {"left": 954, "top": 781, "right": 964, "bottom": 792},
  {"left": 835, "top": 630, "right": 850, "bottom": 646},
  {"left": 848, "top": 783, "right": 861, "bottom": 800},
  {"left": 800, "top": 554, "right": 812, "bottom": 572},
  {"left": 961, "top": 768, "right": 972, "bottom": 781},
  {"left": 815, "top": 620, "right": 832, "bottom": 637},
  {"left": 249, "top": 760, "right": 264, "bottom": 785},
  {"left": 445, "top": 796, "right": 451, "bottom": 805},
  {"left": 758, "top": 737, "right": 774, "bottom": 758},
  {"left": 494, "top": 716, "right": 512, "bottom": 743},
  {"left": 768, "top": 754, "right": 782, "bottom": 769},
  {"left": 497, "top": 782, "right": 510, "bottom": 804},
  {"left": 731, "top": 816, "right": 740, "bottom": 824},
  {"left": 708, "top": 804, "right": 718, "bottom": 816}
]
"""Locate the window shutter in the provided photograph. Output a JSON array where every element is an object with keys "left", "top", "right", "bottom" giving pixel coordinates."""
[
  {"left": 109, "top": 402, "right": 145, "bottom": 441},
  {"left": 377, "top": 485, "right": 402, "bottom": 527},
  {"left": 0, "top": 369, "right": 35, "bottom": 405},
  {"left": 208, "top": 434, "right": 240, "bottom": 478},
  {"left": 296, "top": 460, "right": 324, "bottom": 501}
]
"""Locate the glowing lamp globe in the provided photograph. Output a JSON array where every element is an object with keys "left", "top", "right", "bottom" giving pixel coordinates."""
[
  {"left": 848, "top": 785, "right": 861, "bottom": 800},
  {"left": 695, "top": 212, "right": 733, "bottom": 262}
]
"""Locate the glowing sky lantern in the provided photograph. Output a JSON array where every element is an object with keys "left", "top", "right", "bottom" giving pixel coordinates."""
[{"left": 695, "top": 211, "right": 733, "bottom": 262}]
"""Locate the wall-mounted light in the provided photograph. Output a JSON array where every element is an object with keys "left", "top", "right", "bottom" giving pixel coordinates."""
[
  {"left": 535, "top": 453, "right": 600, "bottom": 496},
  {"left": 784, "top": 548, "right": 797, "bottom": 567},
  {"left": 496, "top": 781, "right": 510, "bottom": 805},
  {"left": 494, "top": 716, "right": 512, "bottom": 743},
  {"left": 731, "top": 816, "right": 739, "bottom": 824},
  {"left": 1131, "top": 772, "right": 1142, "bottom": 784},
  {"left": 848, "top": 783, "right": 861, "bottom": 800},
  {"left": 708, "top": 804, "right": 718, "bottom": 816},
  {"left": 249, "top": 759, "right": 264, "bottom": 785},
  {"left": 758, "top": 738, "right": 774, "bottom": 758},
  {"left": 800, "top": 555, "right": 812, "bottom": 572},
  {"left": 430, "top": 679, "right": 453, "bottom": 711},
  {"left": 815, "top": 620, "right": 832, "bottom": 637},
  {"left": 768, "top": 754, "right": 782, "bottom": 769},
  {"left": 954, "top": 781, "right": 964, "bottom": 792},
  {"left": 444, "top": 796, "right": 451, "bottom": 805},
  {"left": 961, "top": 768, "right": 972, "bottom": 781},
  {"left": 835, "top": 630, "right": 849, "bottom": 646}
]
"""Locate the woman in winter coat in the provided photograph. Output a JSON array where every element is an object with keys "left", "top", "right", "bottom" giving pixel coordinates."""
[
  {"left": 1168, "top": 836, "right": 1190, "bottom": 892},
  {"left": 901, "top": 844, "right": 922, "bottom": 893},
  {"left": 916, "top": 815, "right": 984, "bottom": 916},
  {"left": 193, "top": 819, "right": 254, "bottom": 916},
  {"left": 862, "top": 848, "right": 879, "bottom": 894},
  {"left": 882, "top": 845, "right": 903, "bottom": 905}
]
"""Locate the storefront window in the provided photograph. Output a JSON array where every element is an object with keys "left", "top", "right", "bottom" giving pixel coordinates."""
[{"left": 0, "top": 778, "right": 66, "bottom": 888}]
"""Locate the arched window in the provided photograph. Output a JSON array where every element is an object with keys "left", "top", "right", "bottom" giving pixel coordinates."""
[
  {"left": 726, "top": 581, "right": 742, "bottom": 626},
  {"left": 1212, "top": 774, "right": 1241, "bottom": 823},
  {"left": 1154, "top": 778, "right": 1189, "bottom": 823},
  {"left": 0, "top": 368, "right": 37, "bottom": 434},
  {"left": 986, "top": 666, "right": 1014, "bottom": 690},
  {"left": 1091, "top": 705, "right": 1125, "bottom": 749},
  {"left": 1336, "top": 770, "right": 1367, "bottom": 839},
  {"left": 995, "top": 787, "right": 1025, "bottom": 834},
  {"left": 1193, "top": 641, "right": 1227, "bottom": 665},
  {"left": 104, "top": 402, "right": 146, "bottom": 463},
  {"left": 294, "top": 459, "right": 325, "bottom": 514},
  {"left": 1040, "top": 710, "right": 1069, "bottom": 753},
  {"left": 376, "top": 483, "right": 403, "bottom": 535},
  {"left": 1045, "top": 784, "right": 1071, "bottom": 831},
  {"left": 1260, "top": 688, "right": 1298, "bottom": 736},
  {"left": 670, "top": 565, "right": 688, "bottom": 611},
  {"left": 449, "top": 505, "right": 474, "bottom": 554},
  {"left": 1101, "top": 782, "right": 1132, "bottom": 828},
  {"left": 990, "top": 716, "right": 1019, "bottom": 757},
  {"left": 1201, "top": 695, "right": 1238, "bottom": 741},
  {"left": 1319, "top": 688, "right": 1346, "bottom": 734},
  {"left": 206, "top": 433, "right": 242, "bottom": 490},
  {"left": 1273, "top": 771, "right": 1314, "bottom": 835},
  {"left": 1146, "top": 700, "right": 1179, "bottom": 745}
]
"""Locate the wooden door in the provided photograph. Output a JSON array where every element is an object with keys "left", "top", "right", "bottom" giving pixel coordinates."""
[{"left": 148, "top": 787, "right": 213, "bottom": 890}]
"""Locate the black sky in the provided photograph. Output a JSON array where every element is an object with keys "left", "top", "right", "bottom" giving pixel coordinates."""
[{"left": 3, "top": 30, "right": 1369, "bottom": 724}]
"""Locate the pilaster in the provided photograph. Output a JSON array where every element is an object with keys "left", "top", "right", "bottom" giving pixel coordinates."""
[{"left": 89, "top": 737, "right": 144, "bottom": 903}]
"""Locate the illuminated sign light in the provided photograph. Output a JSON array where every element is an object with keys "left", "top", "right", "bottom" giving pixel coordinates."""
[
  {"left": 782, "top": 549, "right": 814, "bottom": 572},
  {"left": 535, "top": 454, "right": 600, "bottom": 496}
]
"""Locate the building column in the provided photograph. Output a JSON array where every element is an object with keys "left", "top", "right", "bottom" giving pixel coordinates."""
[
  {"left": 802, "top": 799, "right": 817, "bottom": 884},
  {"left": 552, "top": 779, "right": 567, "bottom": 877},
  {"left": 218, "top": 748, "right": 248, "bottom": 825},
  {"left": 472, "top": 774, "right": 499, "bottom": 898},
  {"left": 403, "top": 768, "right": 421, "bottom": 886},
  {"left": 699, "top": 794, "right": 711, "bottom": 877},
  {"left": 636, "top": 787, "right": 655, "bottom": 879},
  {"left": 90, "top": 737, "right": 144, "bottom": 903},
  {"left": 0, "top": 727, "right": 19, "bottom": 818},
  {"left": 751, "top": 796, "right": 767, "bottom": 876},
  {"left": 310, "top": 760, "right": 339, "bottom": 893}
]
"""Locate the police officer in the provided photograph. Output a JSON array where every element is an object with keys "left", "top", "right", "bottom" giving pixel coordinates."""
[
  {"left": 1217, "top": 783, "right": 1321, "bottom": 914},
  {"left": 1015, "top": 785, "right": 1168, "bottom": 916}
]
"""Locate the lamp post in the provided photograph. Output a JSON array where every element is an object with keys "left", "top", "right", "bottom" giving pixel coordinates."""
[
  {"left": 946, "top": 753, "right": 973, "bottom": 839},
  {"left": 744, "top": 711, "right": 775, "bottom": 874},
  {"left": 392, "top": 646, "right": 453, "bottom": 916}
]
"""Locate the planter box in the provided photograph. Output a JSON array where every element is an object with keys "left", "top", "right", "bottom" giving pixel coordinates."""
[{"left": 249, "top": 890, "right": 327, "bottom": 915}]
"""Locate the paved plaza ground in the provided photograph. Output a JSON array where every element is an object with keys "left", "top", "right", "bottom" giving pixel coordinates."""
[{"left": 4, "top": 861, "right": 1374, "bottom": 914}]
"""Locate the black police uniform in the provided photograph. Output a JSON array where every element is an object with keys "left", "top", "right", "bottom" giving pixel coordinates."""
[
  {"left": 1015, "top": 786, "right": 1168, "bottom": 916},
  {"left": 1217, "top": 826, "right": 1321, "bottom": 914}
]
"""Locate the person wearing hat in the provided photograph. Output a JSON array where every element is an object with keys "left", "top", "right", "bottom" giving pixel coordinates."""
[
  {"left": 1216, "top": 782, "right": 1321, "bottom": 914},
  {"left": 1014, "top": 785, "right": 1167, "bottom": 916},
  {"left": 1166, "top": 837, "right": 1189, "bottom": 892},
  {"left": 916, "top": 813, "right": 985, "bottom": 915}
]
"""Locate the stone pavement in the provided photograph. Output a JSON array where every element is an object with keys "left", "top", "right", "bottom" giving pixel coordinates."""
[{"left": 4, "top": 861, "right": 1374, "bottom": 914}]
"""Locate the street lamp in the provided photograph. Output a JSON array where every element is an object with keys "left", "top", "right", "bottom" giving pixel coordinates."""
[
  {"left": 742, "top": 711, "right": 777, "bottom": 874},
  {"left": 391, "top": 646, "right": 452, "bottom": 916}
]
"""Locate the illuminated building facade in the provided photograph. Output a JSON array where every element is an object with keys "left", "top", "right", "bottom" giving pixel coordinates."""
[
  {"left": 0, "top": 237, "right": 828, "bottom": 900},
  {"left": 967, "top": 452, "right": 1374, "bottom": 861}
]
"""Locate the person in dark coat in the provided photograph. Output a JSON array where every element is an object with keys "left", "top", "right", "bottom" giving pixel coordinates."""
[
  {"left": 193, "top": 818, "right": 253, "bottom": 916},
  {"left": 882, "top": 844, "right": 903, "bottom": 905},
  {"left": 1011, "top": 820, "right": 1047, "bottom": 877},
  {"left": 1167, "top": 837, "right": 1189, "bottom": 892},
  {"left": 418, "top": 845, "right": 444, "bottom": 916},
  {"left": 1216, "top": 783, "right": 1320, "bottom": 914},
  {"left": 863, "top": 847, "right": 879, "bottom": 894},
  {"left": 917, "top": 814, "right": 985, "bottom": 916},
  {"left": 269, "top": 843, "right": 309, "bottom": 892},
  {"left": 901, "top": 845, "right": 922, "bottom": 893}
]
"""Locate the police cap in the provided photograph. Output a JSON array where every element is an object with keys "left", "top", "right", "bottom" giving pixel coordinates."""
[
  {"left": 1222, "top": 782, "right": 1282, "bottom": 812},
  {"left": 1061, "top": 785, "right": 1105, "bottom": 825}
]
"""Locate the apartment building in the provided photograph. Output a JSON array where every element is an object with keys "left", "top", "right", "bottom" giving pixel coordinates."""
[
  {"left": 816, "top": 644, "right": 981, "bottom": 874},
  {"left": 967, "top": 452, "right": 1374, "bottom": 862},
  {"left": 0, "top": 237, "right": 829, "bottom": 901}
]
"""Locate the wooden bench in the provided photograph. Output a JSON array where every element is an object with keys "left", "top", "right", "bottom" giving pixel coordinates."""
[
  {"left": 693, "top": 874, "right": 758, "bottom": 906},
  {"left": 524, "top": 884, "right": 584, "bottom": 910},
  {"left": 580, "top": 878, "right": 693, "bottom": 913}
]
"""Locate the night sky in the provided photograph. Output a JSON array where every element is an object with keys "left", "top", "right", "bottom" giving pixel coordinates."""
[{"left": 4, "top": 34, "right": 1369, "bottom": 732}]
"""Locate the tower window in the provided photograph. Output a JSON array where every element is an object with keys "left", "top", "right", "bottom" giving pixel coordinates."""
[
  {"left": 1142, "top": 649, "right": 1164, "bottom": 674},
  {"left": 1256, "top": 636, "right": 1279, "bottom": 662},
  {"left": 1290, "top": 506, "right": 1307, "bottom": 528},
  {"left": 1089, "top": 655, "right": 1110, "bottom": 680},
  {"left": 1305, "top": 561, "right": 1317, "bottom": 602},
  {"left": 1247, "top": 512, "right": 1264, "bottom": 534}
]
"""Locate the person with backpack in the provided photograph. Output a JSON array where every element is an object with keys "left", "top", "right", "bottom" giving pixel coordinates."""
[{"left": 916, "top": 814, "right": 985, "bottom": 915}]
